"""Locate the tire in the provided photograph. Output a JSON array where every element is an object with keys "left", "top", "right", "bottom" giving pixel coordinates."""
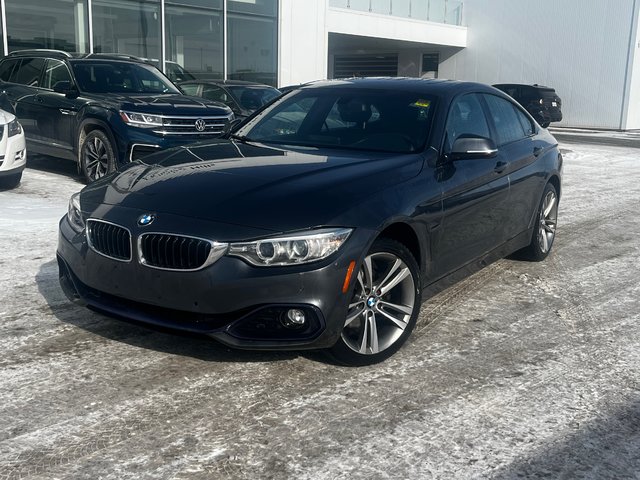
[
  {"left": 328, "top": 238, "right": 422, "bottom": 366},
  {"left": 519, "top": 182, "right": 559, "bottom": 261},
  {"left": 541, "top": 122, "right": 550, "bottom": 128},
  {"left": 0, "top": 172, "right": 22, "bottom": 190},
  {"left": 79, "top": 130, "right": 116, "bottom": 183}
]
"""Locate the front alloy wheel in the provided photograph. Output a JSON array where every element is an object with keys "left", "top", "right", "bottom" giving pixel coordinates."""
[
  {"left": 329, "top": 238, "right": 421, "bottom": 366},
  {"left": 80, "top": 130, "right": 116, "bottom": 183}
]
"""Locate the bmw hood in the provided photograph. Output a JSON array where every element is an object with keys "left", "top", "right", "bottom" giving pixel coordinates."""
[{"left": 81, "top": 140, "right": 424, "bottom": 234}]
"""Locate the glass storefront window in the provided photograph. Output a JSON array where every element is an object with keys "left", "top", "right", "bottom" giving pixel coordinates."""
[
  {"left": 165, "top": 3, "right": 223, "bottom": 80},
  {"left": 5, "top": 0, "right": 89, "bottom": 53},
  {"left": 0, "top": 0, "right": 279, "bottom": 86},
  {"left": 92, "top": 0, "right": 161, "bottom": 62},
  {"left": 228, "top": 0, "right": 277, "bottom": 16},
  {"left": 227, "top": 12, "right": 277, "bottom": 86}
]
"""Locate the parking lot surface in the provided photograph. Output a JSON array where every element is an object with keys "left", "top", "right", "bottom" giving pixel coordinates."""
[{"left": 1, "top": 143, "right": 639, "bottom": 479}]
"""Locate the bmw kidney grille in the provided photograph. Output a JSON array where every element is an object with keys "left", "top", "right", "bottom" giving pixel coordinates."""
[{"left": 86, "top": 219, "right": 132, "bottom": 262}]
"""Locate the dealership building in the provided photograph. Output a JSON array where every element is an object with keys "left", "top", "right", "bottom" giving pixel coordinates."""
[{"left": 0, "top": 0, "right": 639, "bottom": 129}]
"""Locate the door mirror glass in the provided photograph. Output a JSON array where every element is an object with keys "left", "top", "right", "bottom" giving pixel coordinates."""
[
  {"left": 450, "top": 135, "right": 498, "bottom": 160},
  {"left": 53, "top": 81, "right": 78, "bottom": 98},
  {"left": 53, "top": 81, "right": 73, "bottom": 93}
]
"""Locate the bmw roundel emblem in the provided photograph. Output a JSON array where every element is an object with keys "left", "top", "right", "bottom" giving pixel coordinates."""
[{"left": 138, "top": 213, "right": 155, "bottom": 227}]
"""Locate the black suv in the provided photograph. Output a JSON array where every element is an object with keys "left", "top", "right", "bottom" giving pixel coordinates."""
[
  {"left": 493, "top": 84, "right": 562, "bottom": 128},
  {"left": 0, "top": 50, "right": 233, "bottom": 182}
]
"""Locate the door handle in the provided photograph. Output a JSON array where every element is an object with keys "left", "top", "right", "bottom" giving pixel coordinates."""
[
  {"left": 494, "top": 161, "right": 508, "bottom": 174},
  {"left": 533, "top": 146, "right": 544, "bottom": 157},
  {"left": 36, "top": 96, "right": 44, "bottom": 103}
]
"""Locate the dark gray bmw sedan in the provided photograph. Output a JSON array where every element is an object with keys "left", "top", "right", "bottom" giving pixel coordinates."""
[{"left": 58, "top": 78, "right": 562, "bottom": 366}]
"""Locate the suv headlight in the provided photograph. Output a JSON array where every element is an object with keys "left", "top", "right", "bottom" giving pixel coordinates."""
[
  {"left": 8, "top": 119, "right": 22, "bottom": 137},
  {"left": 67, "top": 192, "right": 85, "bottom": 232},
  {"left": 120, "top": 111, "right": 163, "bottom": 128},
  {"left": 228, "top": 228, "right": 352, "bottom": 266}
]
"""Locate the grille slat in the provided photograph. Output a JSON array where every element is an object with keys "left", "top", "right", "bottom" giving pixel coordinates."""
[
  {"left": 87, "top": 220, "right": 132, "bottom": 262},
  {"left": 152, "top": 115, "right": 231, "bottom": 136},
  {"left": 140, "top": 233, "right": 213, "bottom": 271}
]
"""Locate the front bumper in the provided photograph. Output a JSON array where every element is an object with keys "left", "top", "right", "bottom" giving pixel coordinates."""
[
  {"left": 57, "top": 214, "right": 372, "bottom": 350},
  {"left": 0, "top": 127, "right": 26, "bottom": 175}
]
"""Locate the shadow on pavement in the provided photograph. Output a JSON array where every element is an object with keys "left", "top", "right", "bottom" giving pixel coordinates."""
[
  {"left": 27, "top": 154, "right": 82, "bottom": 180},
  {"left": 492, "top": 398, "right": 640, "bottom": 479},
  {"left": 35, "top": 258, "right": 314, "bottom": 365}
]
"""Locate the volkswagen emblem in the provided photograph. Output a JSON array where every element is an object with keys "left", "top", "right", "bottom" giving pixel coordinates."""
[
  {"left": 194, "top": 119, "right": 206, "bottom": 132},
  {"left": 138, "top": 213, "right": 155, "bottom": 227}
]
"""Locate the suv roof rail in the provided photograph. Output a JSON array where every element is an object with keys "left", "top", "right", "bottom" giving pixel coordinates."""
[
  {"left": 84, "top": 53, "right": 145, "bottom": 63},
  {"left": 7, "top": 49, "right": 73, "bottom": 58}
]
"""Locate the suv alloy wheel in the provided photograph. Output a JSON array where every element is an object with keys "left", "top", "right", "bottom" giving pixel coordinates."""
[{"left": 80, "top": 130, "right": 116, "bottom": 183}]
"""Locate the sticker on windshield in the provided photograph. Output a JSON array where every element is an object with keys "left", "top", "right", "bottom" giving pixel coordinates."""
[{"left": 411, "top": 99, "right": 431, "bottom": 108}]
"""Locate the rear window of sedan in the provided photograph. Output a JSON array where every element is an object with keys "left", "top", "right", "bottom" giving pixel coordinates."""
[{"left": 237, "top": 89, "right": 436, "bottom": 153}]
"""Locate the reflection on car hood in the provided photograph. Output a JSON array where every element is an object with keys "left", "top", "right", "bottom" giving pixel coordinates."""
[
  {"left": 86, "top": 93, "right": 232, "bottom": 116},
  {"left": 82, "top": 140, "right": 424, "bottom": 233}
]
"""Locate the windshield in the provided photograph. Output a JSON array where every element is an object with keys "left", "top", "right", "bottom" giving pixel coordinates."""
[
  {"left": 71, "top": 61, "right": 180, "bottom": 94},
  {"left": 228, "top": 86, "right": 281, "bottom": 110},
  {"left": 235, "top": 88, "right": 435, "bottom": 153}
]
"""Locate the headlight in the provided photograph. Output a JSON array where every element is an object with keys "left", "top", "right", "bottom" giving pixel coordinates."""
[
  {"left": 119, "top": 111, "right": 163, "bottom": 128},
  {"left": 8, "top": 119, "right": 22, "bottom": 137},
  {"left": 228, "top": 228, "right": 352, "bottom": 266},
  {"left": 67, "top": 192, "right": 85, "bottom": 232}
]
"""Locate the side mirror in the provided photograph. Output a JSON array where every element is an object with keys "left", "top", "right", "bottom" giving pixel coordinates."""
[
  {"left": 52, "top": 81, "right": 78, "bottom": 98},
  {"left": 449, "top": 135, "right": 498, "bottom": 160}
]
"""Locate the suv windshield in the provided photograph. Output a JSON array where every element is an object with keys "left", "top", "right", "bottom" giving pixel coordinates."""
[
  {"left": 71, "top": 61, "right": 180, "bottom": 94},
  {"left": 236, "top": 89, "right": 435, "bottom": 153}
]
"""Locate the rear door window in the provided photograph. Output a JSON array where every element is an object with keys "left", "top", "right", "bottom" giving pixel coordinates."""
[
  {"left": 179, "top": 83, "right": 200, "bottom": 96},
  {"left": 14, "top": 58, "right": 46, "bottom": 87},
  {"left": 202, "top": 85, "right": 231, "bottom": 103}
]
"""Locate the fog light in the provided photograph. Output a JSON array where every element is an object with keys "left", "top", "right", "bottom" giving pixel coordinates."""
[{"left": 282, "top": 308, "right": 306, "bottom": 328}]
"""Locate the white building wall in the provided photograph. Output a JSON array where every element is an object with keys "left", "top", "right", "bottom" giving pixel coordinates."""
[
  {"left": 623, "top": 6, "right": 640, "bottom": 130},
  {"left": 326, "top": 8, "right": 467, "bottom": 48},
  {"left": 439, "top": 0, "right": 640, "bottom": 129},
  {"left": 278, "top": 0, "right": 329, "bottom": 88},
  {"left": 278, "top": 0, "right": 467, "bottom": 87}
]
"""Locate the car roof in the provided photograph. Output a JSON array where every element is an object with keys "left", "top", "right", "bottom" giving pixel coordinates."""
[
  {"left": 495, "top": 83, "right": 555, "bottom": 91},
  {"left": 297, "top": 77, "right": 499, "bottom": 96}
]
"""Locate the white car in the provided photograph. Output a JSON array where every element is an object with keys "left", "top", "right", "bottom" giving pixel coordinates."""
[{"left": 0, "top": 109, "right": 26, "bottom": 189}]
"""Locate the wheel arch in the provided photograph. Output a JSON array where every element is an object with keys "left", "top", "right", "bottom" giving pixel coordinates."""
[
  {"left": 76, "top": 118, "right": 119, "bottom": 162},
  {"left": 548, "top": 173, "right": 561, "bottom": 200},
  {"left": 376, "top": 221, "right": 423, "bottom": 271}
]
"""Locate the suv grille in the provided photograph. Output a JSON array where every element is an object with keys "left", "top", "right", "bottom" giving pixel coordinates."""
[
  {"left": 87, "top": 220, "right": 132, "bottom": 262},
  {"left": 139, "top": 233, "right": 225, "bottom": 271},
  {"left": 153, "top": 115, "right": 231, "bottom": 136}
]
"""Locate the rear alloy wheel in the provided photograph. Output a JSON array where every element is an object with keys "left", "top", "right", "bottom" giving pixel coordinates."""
[
  {"left": 0, "top": 172, "right": 22, "bottom": 190},
  {"left": 520, "top": 182, "right": 559, "bottom": 261},
  {"left": 80, "top": 130, "right": 116, "bottom": 183},
  {"left": 329, "top": 238, "right": 421, "bottom": 366}
]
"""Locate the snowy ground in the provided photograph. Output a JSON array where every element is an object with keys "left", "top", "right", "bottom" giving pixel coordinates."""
[{"left": 0, "top": 144, "right": 639, "bottom": 479}]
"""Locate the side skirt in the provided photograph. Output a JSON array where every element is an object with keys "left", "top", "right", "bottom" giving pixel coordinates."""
[{"left": 421, "top": 228, "right": 533, "bottom": 301}]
